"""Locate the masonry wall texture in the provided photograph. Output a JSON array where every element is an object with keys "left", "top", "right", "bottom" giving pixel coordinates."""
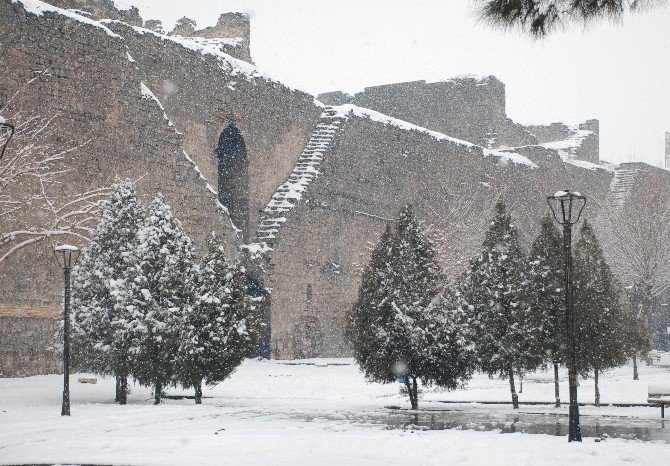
[
  {"left": 0, "top": 1, "right": 238, "bottom": 314},
  {"left": 2, "top": 0, "right": 667, "bottom": 373},
  {"left": 0, "top": 306, "right": 60, "bottom": 377},
  {"left": 264, "top": 114, "right": 614, "bottom": 357},
  {"left": 318, "top": 77, "right": 535, "bottom": 149}
]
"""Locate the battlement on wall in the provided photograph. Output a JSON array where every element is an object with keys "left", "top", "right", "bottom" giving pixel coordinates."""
[
  {"left": 319, "top": 76, "right": 531, "bottom": 148},
  {"left": 41, "top": 1, "right": 253, "bottom": 63},
  {"left": 319, "top": 77, "right": 600, "bottom": 164},
  {"left": 527, "top": 119, "right": 600, "bottom": 164},
  {"left": 46, "top": 0, "right": 142, "bottom": 25},
  {"left": 164, "top": 14, "right": 252, "bottom": 63}
]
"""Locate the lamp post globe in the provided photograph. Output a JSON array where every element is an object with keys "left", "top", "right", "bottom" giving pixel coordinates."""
[
  {"left": 53, "top": 244, "right": 81, "bottom": 416},
  {"left": 547, "top": 190, "right": 586, "bottom": 443}
]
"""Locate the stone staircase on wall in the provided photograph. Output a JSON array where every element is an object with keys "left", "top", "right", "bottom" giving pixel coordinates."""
[
  {"left": 251, "top": 106, "right": 344, "bottom": 252},
  {"left": 611, "top": 166, "right": 641, "bottom": 206}
]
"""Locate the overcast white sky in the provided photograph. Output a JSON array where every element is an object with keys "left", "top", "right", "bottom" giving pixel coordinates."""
[{"left": 117, "top": 1, "right": 670, "bottom": 167}]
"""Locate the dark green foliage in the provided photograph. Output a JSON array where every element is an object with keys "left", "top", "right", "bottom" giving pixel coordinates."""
[
  {"left": 71, "top": 179, "right": 144, "bottom": 404},
  {"left": 572, "top": 220, "right": 644, "bottom": 404},
  {"left": 526, "top": 214, "right": 565, "bottom": 405},
  {"left": 459, "top": 198, "right": 539, "bottom": 408},
  {"left": 122, "top": 195, "right": 195, "bottom": 404},
  {"left": 573, "top": 220, "right": 628, "bottom": 376},
  {"left": 178, "top": 234, "right": 262, "bottom": 404},
  {"left": 346, "top": 205, "right": 473, "bottom": 409},
  {"left": 478, "top": 0, "right": 661, "bottom": 37},
  {"left": 526, "top": 214, "right": 566, "bottom": 366}
]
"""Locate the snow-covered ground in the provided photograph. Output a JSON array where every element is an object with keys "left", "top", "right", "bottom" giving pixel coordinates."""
[{"left": 1, "top": 359, "right": 669, "bottom": 465}]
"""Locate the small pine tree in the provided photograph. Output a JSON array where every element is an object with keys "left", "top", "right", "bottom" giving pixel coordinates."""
[
  {"left": 71, "top": 179, "right": 144, "bottom": 404},
  {"left": 122, "top": 195, "right": 195, "bottom": 404},
  {"left": 459, "top": 198, "right": 539, "bottom": 409},
  {"left": 526, "top": 214, "right": 565, "bottom": 407},
  {"left": 178, "top": 234, "right": 261, "bottom": 404},
  {"left": 573, "top": 220, "right": 628, "bottom": 406},
  {"left": 347, "top": 205, "right": 471, "bottom": 409}
]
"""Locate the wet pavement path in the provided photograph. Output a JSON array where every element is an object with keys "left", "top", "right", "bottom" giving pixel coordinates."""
[{"left": 289, "top": 404, "right": 670, "bottom": 443}]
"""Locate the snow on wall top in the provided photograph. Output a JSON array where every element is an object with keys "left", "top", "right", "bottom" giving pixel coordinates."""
[
  {"left": 540, "top": 128, "right": 593, "bottom": 154},
  {"left": 13, "top": 0, "right": 122, "bottom": 38},
  {"left": 138, "top": 82, "right": 238, "bottom": 232},
  {"left": 112, "top": 22, "right": 295, "bottom": 91},
  {"left": 186, "top": 36, "right": 245, "bottom": 49},
  {"left": 329, "top": 104, "right": 538, "bottom": 169}
]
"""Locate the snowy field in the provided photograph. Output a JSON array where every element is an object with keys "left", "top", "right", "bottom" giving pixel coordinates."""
[{"left": 1, "top": 359, "right": 669, "bottom": 465}]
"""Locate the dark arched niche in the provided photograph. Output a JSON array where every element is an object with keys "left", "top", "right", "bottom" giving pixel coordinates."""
[{"left": 214, "top": 124, "right": 250, "bottom": 236}]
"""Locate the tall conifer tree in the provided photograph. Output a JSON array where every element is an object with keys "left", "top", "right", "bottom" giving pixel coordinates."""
[
  {"left": 178, "top": 234, "right": 261, "bottom": 404},
  {"left": 526, "top": 214, "right": 565, "bottom": 407},
  {"left": 122, "top": 195, "right": 195, "bottom": 404},
  {"left": 71, "top": 179, "right": 144, "bottom": 404},
  {"left": 573, "top": 220, "right": 627, "bottom": 406},
  {"left": 459, "top": 198, "right": 539, "bottom": 409},
  {"left": 346, "top": 206, "right": 472, "bottom": 409}
]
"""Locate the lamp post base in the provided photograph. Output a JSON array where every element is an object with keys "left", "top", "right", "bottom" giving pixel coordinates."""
[{"left": 61, "top": 390, "right": 70, "bottom": 416}]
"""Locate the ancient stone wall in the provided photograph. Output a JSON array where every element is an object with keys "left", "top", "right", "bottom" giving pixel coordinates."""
[
  {"left": 167, "top": 13, "right": 252, "bottom": 63},
  {"left": 47, "top": 0, "right": 142, "bottom": 25},
  {"left": 0, "top": 1, "right": 237, "bottom": 309},
  {"left": 319, "top": 77, "right": 536, "bottom": 148},
  {"left": 107, "top": 21, "right": 321, "bottom": 240},
  {"left": 526, "top": 119, "right": 600, "bottom": 164},
  {"left": 0, "top": 306, "right": 60, "bottom": 377},
  {"left": 266, "top": 113, "right": 614, "bottom": 358}
]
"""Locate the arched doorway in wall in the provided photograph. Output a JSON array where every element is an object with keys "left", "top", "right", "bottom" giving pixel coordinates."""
[
  {"left": 214, "top": 124, "right": 270, "bottom": 358},
  {"left": 214, "top": 123, "right": 250, "bottom": 237}
]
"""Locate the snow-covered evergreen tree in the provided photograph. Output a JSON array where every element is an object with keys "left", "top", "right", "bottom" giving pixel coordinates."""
[
  {"left": 71, "top": 179, "right": 144, "bottom": 404},
  {"left": 346, "top": 205, "right": 472, "bottom": 409},
  {"left": 459, "top": 198, "right": 539, "bottom": 409},
  {"left": 121, "top": 195, "right": 195, "bottom": 404},
  {"left": 526, "top": 214, "right": 565, "bottom": 407},
  {"left": 573, "top": 220, "right": 629, "bottom": 406},
  {"left": 178, "top": 234, "right": 261, "bottom": 404}
]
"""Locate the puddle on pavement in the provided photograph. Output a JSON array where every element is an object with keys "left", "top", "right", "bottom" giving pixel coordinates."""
[{"left": 292, "top": 409, "right": 670, "bottom": 443}]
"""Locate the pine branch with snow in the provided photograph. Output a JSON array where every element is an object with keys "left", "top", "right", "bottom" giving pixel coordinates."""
[
  {"left": 177, "top": 233, "right": 262, "bottom": 404},
  {"left": 120, "top": 195, "right": 195, "bottom": 404},
  {"left": 458, "top": 198, "right": 540, "bottom": 409},
  {"left": 70, "top": 179, "right": 145, "bottom": 404},
  {"left": 347, "top": 205, "right": 473, "bottom": 409}
]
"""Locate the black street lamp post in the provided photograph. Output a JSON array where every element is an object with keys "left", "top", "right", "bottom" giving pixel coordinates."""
[
  {"left": 547, "top": 190, "right": 586, "bottom": 443},
  {"left": 0, "top": 118, "right": 15, "bottom": 161},
  {"left": 54, "top": 244, "right": 81, "bottom": 416}
]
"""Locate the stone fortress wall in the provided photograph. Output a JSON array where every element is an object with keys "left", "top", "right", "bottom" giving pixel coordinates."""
[
  {"left": 319, "top": 79, "right": 600, "bottom": 164},
  {"left": 1, "top": 0, "right": 666, "bottom": 372}
]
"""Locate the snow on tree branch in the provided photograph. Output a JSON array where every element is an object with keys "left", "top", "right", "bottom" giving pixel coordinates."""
[{"left": 0, "top": 110, "right": 111, "bottom": 264}]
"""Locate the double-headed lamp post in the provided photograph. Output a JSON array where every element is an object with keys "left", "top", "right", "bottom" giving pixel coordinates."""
[
  {"left": 54, "top": 244, "right": 81, "bottom": 416},
  {"left": 0, "top": 117, "right": 15, "bottom": 161},
  {"left": 547, "top": 190, "right": 586, "bottom": 442}
]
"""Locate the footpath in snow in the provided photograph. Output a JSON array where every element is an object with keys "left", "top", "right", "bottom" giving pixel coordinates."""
[{"left": 1, "top": 359, "right": 669, "bottom": 465}]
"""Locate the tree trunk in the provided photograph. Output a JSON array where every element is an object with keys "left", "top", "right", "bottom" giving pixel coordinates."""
[
  {"left": 553, "top": 362, "right": 561, "bottom": 408},
  {"left": 115, "top": 376, "right": 121, "bottom": 403},
  {"left": 412, "top": 377, "right": 418, "bottom": 410},
  {"left": 404, "top": 376, "right": 418, "bottom": 410},
  {"left": 508, "top": 366, "right": 519, "bottom": 409},
  {"left": 594, "top": 368, "right": 600, "bottom": 407},
  {"left": 519, "top": 374, "right": 523, "bottom": 394},
  {"left": 154, "top": 380, "right": 162, "bottom": 405},
  {"left": 119, "top": 374, "right": 128, "bottom": 405},
  {"left": 633, "top": 355, "right": 639, "bottom": 380},
  {"left": 194, "top": 380, "right": 202, "bottom": 405}
]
